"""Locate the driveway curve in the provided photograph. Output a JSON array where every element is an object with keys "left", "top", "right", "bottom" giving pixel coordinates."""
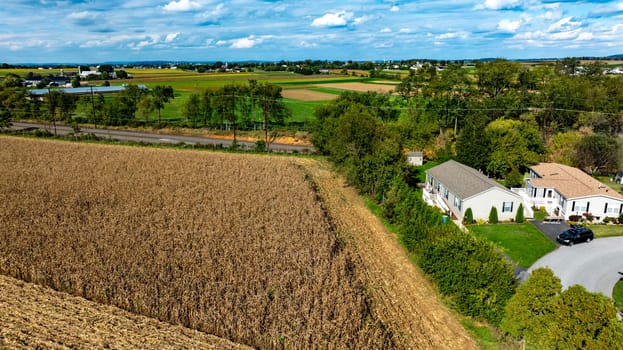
[{"left": 528, "top": 237, "right": 623, "bottom": 297}]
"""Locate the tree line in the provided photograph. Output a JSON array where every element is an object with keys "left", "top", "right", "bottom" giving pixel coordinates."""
[
  {"left": 181, "top": 80, "right": 290, "bottom": 150},
  {"left": 311, "top": 82, "right": 623, "bottom": 344},
  {"left": 312, "top": 91, "right": 516, "bottom": 325},
  {"left": 0, "top": 79, "right": 292, "bottom": 147},
  {"left": 395, "top": 58, "right": 623, "bottom": 178}
]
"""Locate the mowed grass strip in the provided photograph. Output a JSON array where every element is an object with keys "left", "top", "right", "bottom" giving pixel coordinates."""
[
  {"left": 469, "top": 223, "right": 557, "bottom": 268},
  {"left": 588, "top": 224, "right": 623, "bottom": 238},
  {"left": 613, "top": 280, "right": 623, "bottom": 308}
]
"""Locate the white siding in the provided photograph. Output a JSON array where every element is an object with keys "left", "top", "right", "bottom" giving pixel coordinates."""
[
  {"left": 463, "top": 188, "right": 523, "bottom": 222},
  {"left": 561, "top": 195, "right": 623, "bottom": 221}
]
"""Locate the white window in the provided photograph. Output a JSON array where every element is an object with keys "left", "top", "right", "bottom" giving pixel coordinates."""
[
  {"left": 605, "top": 204, "right": 619, "bottom": 214},
  {"left": 444, "top": 188, "right": 449, "bottom": 199},
  {"left": 454, "top": 197, "right": 462, "bottom": 210},
  {"left": 502, "top": 202, "right": 514, "bottom": 213}
]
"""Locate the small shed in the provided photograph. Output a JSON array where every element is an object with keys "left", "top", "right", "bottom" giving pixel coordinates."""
[{"left": 406, "top": 151, "right": 424, "bottom": 166}]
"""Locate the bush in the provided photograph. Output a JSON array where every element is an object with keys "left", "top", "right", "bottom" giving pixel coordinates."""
[
  {"left": 420, "top": 233, "right": 515, "bottom": 324},
  {"left": 463, "top": 208, "right": 474, "bottom": 225},
  {"left": 514, "top": 203, "right": 525, "bottom": 223},
  {"left": 489, "top": 206, "right": 499, "bottom": 224}
]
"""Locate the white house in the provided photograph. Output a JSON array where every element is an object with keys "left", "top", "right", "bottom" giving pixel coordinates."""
[
  {"left": 520, "top": 163, "right": 623, "bottom": 222},
  {"left": 424, "top": 160, "right": 525, "bottom": 222},
  {"left": 406, "top": 151, "right": 424, "bottom": 166}
]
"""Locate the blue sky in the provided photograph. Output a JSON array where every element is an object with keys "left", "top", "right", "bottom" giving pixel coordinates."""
[{"left": 1, "top": 0, "right": 622, "bottom": 63}]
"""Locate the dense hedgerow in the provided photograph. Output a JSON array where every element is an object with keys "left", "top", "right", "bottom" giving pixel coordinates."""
[{"left": 313, "top": 92, "right": 517, "bottom": 325}]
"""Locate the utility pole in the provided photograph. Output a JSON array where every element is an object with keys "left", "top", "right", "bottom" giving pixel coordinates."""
[{"left": 90, "top": 85, "right": 97, "bottom": 129}]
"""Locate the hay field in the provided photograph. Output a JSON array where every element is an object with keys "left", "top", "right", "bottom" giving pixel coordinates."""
[
  {"left": 0, "top": 136, "right": 475, "bottom": 349},
  {"left": 0, "top": 274, "right": 251, "bottom": 350},
  {"left": 313, "top": 82, "right": 397, "bottom": 94},
  {"left": 0, "top": 137, "right": 396, "bottom": 349}
]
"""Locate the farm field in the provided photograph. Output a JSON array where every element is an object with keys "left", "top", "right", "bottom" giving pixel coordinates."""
[
  {"left": 0, "top": 136, "right": 475, "bottom": 349},
  {"left": 0, "top": 274, "right": 250, "bottom": 350}
]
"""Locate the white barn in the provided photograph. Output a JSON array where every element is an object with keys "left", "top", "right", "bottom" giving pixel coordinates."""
[
  {"left": 522, "top": 163, "right": 623, "bottom": 222},
  {"left": 424, "top": 160, "right": 525, "bottom": 222}
]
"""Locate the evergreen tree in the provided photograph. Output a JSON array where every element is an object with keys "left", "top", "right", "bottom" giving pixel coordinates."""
[
  {"left": 488, "top": 206, "right": 499, "bottom": 224},
  {"left": 463, "top": 208, "right": 474, "bottom": 225},
  {"left": 515, "top": 203, "right": 525, "bottom": 223},
  {"left": 456, "top": 113, "right": 490, "bottom": 171}
]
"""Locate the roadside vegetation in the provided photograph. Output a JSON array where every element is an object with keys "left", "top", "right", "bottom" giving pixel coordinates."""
[{"left": 501, "top": 268, "right": 623, "bottom": 348}]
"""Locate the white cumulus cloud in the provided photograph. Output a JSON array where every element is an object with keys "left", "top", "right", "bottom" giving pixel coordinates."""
[
  {"left": 311, "top": 11, "right": 353, "bottom": 27},
  {"left": 390, "top": 5, "right": 400, "bottom": 12},
  {"left": 164, "top": 33, "right": 179, "bottom": 43},
  {"left": 163, "top": 0, "right": 201, "bottom": 12},
  {"left": 476, "top": 0, "right": 521, "bottom": 10},
  {"left": 498, "top": 19, "right": 520, "bottom": 32},
  {"left": 67, "top": 11, "right": 99, "bottom": 25},
  {"left": 547, "top": 17, "right": 581, "bottom": 32},
  {"left": 197, "top": 3, "right": 226, "bottom": 24},
  {"left": 230, "top": 35, "right": 269, "bottom": 49}
]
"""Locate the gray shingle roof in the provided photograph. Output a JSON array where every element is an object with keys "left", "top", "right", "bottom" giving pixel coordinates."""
[{"left": 426, "top": 160, "right": 511, "bottom": 199}]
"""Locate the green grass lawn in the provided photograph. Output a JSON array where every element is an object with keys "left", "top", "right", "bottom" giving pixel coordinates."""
[
  {"left": 414, "top": 160, "right": 442, "bottom": 183},
  {"left": 586, "top": 224, "right": 623, "bottom": 238},
  {"left": 532, "top": 208, "right": 547, "bottom": 220},
  {"left": 470, "top": 223, "right": 557, "bottom": 268},
  {"left": 614, "top": 280, "right": 623, "bottom": 308}
]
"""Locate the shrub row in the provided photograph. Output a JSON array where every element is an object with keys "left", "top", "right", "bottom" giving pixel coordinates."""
[{"left": 312, "top": 93, "right": 516, "bottom": 325}]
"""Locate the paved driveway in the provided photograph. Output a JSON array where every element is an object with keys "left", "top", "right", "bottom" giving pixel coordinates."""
[
  {"left": 528, "top": 237, "right": 623, "bottom": 297},
  {"left": 529, "top": 219, "right": 569, "bottom": 245}
]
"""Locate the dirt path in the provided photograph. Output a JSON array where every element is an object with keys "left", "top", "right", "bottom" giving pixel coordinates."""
[
  {"left": 0, "top": 274, "right": 251, "bottom": 350},
  {"left": 296, "top": 158, "right": 477, "bottom": 349}
]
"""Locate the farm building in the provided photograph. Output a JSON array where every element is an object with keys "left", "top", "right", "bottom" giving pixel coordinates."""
[
  {"left": 514, "top": 163, "right": 623, "bottom": 222},
  {"left": 406, "top": 151, "right": 423, "bottom": 166},
  {"left": 424, "top": 160, "right": 524, "bottom": 223},
  {"left": 28, "top": 85, "right": 147, "bottom": 100}
]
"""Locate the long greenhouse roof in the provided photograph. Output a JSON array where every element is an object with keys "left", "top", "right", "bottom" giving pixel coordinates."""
[{"left": 28, "top": 85, "right": 147, "bottom": 96}]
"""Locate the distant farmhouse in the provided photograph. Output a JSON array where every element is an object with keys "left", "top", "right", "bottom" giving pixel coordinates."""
[
  {"left": 424, "top": 160, "right": 524, "bottom": 223},
  {"left": 406, "top": 151, "right": 423, "bottom": 166},
  {"left": 513, "top": 163, "right": 623, "bottom": 222}
]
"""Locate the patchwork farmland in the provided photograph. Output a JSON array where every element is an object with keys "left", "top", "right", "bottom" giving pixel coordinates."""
[{"left": 0, "top": 136, "right": 475, "bottom": 349}]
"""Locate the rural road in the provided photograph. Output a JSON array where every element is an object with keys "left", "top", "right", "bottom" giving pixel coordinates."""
[
  {"left": 528, "top": 237, "right": 623, "bottom": 297},
  {"left": 9, "top": 122, "right": 315, "bottom": 154}
]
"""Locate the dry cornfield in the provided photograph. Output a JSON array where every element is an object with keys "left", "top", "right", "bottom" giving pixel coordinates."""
[
  {"left": 0, "top": 136, "right": 475, "bottom": 349},
  {"left": 0, "top": 136, "right": 396, "bottom": 349}
]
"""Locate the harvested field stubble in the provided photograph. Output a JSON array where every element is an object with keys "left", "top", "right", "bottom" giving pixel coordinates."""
[
  {"left": 0, "top": 274, "right": 251, "bottom": 349},
  {"left": 0, "top": 137, "right": 396, "bottom": 349}
]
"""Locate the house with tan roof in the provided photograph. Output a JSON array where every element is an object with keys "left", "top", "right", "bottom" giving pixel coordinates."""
[
  {"left": 520, "top": 163, "right": 623, "bottom": 222},
  {"left": 424, "top": 160, "right": 525, "bottom": 223}
]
